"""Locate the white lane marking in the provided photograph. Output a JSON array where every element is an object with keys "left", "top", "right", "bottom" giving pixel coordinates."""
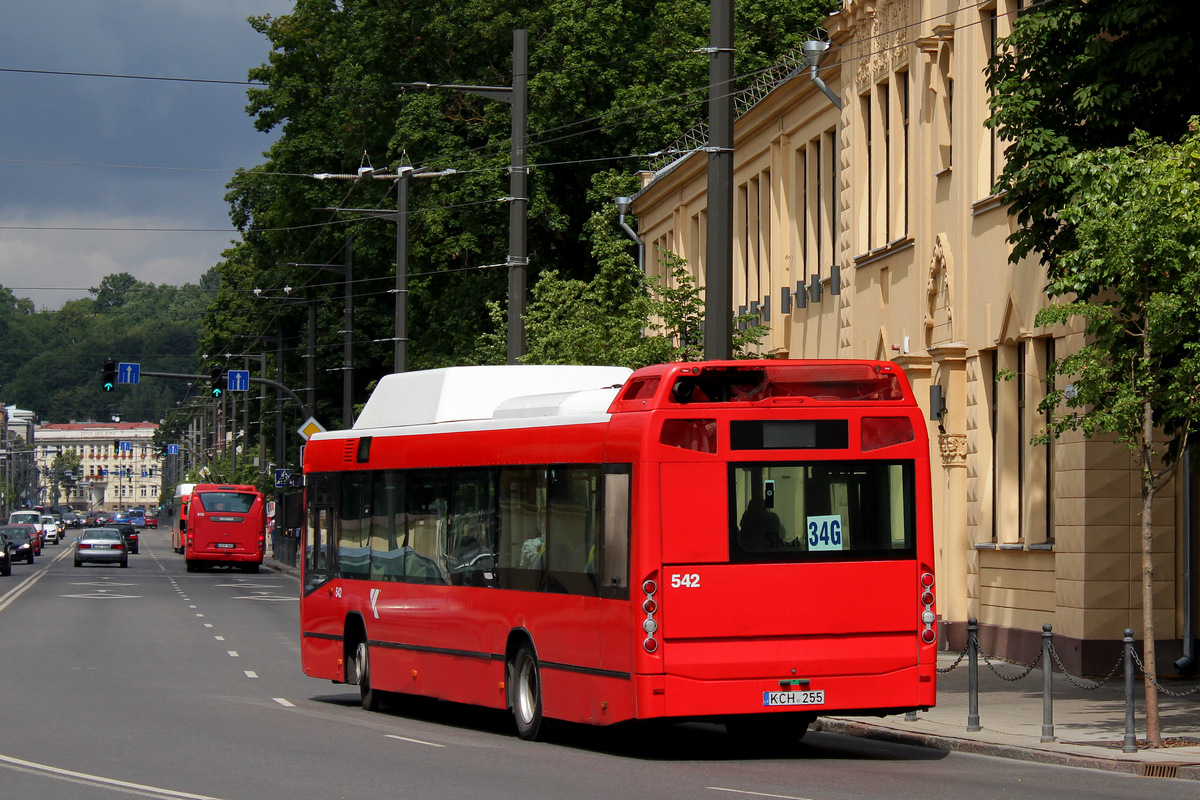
[
  {"left": 385, "top": 734, "right": 446, "bottom": 748},
  {"left": 244, "top": 671, "right": 258, "bottom": 679},
  {"left": 227, "top": 651, "right": 239, "bottom": 658},
  {"left": 0, "top": 751, "right": 232, "bottom": 800},
  {"left": 195, "top": 613, "right": 204, "bottom": 618},
  {"left": 214, "top": 636, "right": 225, "bottom": 641},
  {"left": 273, "top": 698, "right": 295, "bottom": 707},
  {"left": 204, "top": 623, "right": 213, "bottom": 628},
  {"left": 708, "top": 789, "right": 814, "bottom": 800}
]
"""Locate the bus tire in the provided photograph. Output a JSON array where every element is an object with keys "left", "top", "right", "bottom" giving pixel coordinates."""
[
  {"left": 511, "top": 643, "right": 544, "bottom": 741},
  {"left": 356, "top": 641, "right": 382, "bottom": 712}
]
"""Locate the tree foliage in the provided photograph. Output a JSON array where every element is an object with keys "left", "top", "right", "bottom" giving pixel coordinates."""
[
  {"left": 987, "top": 0, "right": 1199, "bottom": 269},
  {"left": 0, "top": 275, "right": 208, "bottom": 424},
  {"left": 205, "top": 0, "right": 836, "bottom": 426},
  {"left": 1034, "top": 124, "right": 1200, "bottom": 746}
]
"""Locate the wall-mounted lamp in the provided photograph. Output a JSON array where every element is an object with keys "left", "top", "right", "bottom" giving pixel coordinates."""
[
  {"left": 795, "top": 280, "right": 807, "bottom": 309},
  {"left": 781, "top": 286, "right": 792, "bottom": 314},
  {"left": 762, "top": 295, "right": 771, "bottom": 323},
  {"left": 929, "top": 385, "right": 947, "bottom": 421},
  {"left": 809, "top": 273, "right": 823, "bottom": 303},
  {"left": 829, "top": 264, "right": 841, "bottom": 295}
]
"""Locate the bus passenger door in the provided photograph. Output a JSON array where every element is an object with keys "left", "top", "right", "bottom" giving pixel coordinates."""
[{"left": 301, "top": 503, "right": 343, "bottom": 681}]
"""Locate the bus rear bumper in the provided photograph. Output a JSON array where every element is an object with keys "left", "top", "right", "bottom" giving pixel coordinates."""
[{"left": 635, "top": 667, "right": 935, "bottom": 720}]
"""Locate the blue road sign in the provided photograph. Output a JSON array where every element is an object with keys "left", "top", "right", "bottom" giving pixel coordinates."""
[
  {"left": 227, "top": 369, "right": 250, "bottom": 392},
  {"left": 119, "top": 440, "right": 132, "bottom": 451},
  {"left": 274, "top": 468, "right": 292, "bottom": 488},
  {"left": 167, "top": 444, "right": 179, "bottom": 455},
  {"left": 117, "top": 362, "right": 140, "bottom": 384}
]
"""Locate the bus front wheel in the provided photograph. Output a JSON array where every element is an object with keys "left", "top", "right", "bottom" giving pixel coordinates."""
[
  {"left": 511, "top": 643, "right": 544, "bottom": 741},
  {"left": 356, "top": 641, "right": 382, "bottom": 712}
]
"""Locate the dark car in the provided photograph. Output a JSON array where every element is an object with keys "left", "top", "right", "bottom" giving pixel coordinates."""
[
  {"left": 0, "top": 525, "right": 37, "bottom": 565},
  {"left": 117, "top": 524, "right": 139, "bottom": 555},
  {"left": 0, "top": 531, "right": 11, "bottom": 576},
  {"left": 86, "top": 511, "right": 111, "bottom": 527},
  {"left": 74, "top": 527, "right": 128, "bottom": 568}
]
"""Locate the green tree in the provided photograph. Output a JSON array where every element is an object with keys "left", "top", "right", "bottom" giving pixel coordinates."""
[
  {"left": 987, "top": 0, "right": 1199, "bottom": 269},
  {"left": 210, "top": 0, "right": 837, "bottom": 394},
  {"left": 1034, "top": 123, "right": 1200, "bottom": 746}
]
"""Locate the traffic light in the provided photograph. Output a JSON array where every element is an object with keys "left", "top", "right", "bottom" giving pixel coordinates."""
[
  {"left": 102, "top": 359, "right": 116, "bottom": 392},
  {"left": 210, "top": 366, "right": 226, "bottom": 399}
]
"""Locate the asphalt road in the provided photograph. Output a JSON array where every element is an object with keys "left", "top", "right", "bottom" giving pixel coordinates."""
[{"left": 0, "top": 527, "right": 1191, "bottom": 800}]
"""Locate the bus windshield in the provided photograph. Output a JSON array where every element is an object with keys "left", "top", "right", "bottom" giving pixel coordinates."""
[{"left": 730, "top": 460, "right": 915, "bottom": 562}]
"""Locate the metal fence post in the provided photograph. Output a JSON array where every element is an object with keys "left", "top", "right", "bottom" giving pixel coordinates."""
[
  {"left": 1123, "top": 628, "right": 1138, "bottom": 753},
  {"left": 967, "top": 617, "right": 981, "bottom": 731},
  {"left": 1041, "top": 623, "right": 1055, "bottom": 742}
]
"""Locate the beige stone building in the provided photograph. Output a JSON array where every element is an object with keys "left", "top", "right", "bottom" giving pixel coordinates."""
[
  {"left": 35, "top": 422, "right": 162, "bottom": 513},
  {"left": 628, "top": 0, "right": 1195, "bottom": 672}
]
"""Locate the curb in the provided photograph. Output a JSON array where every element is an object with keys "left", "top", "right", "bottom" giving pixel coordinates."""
[{"left": 813, "top": 718, "right": 1200, "bottom": 780}]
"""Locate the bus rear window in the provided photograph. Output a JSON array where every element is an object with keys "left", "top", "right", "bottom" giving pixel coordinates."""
[
  {"left": 196, "top": 492, "right": 257, "bottom": 514},
  {"left": 729, "top": 461, "right": 915, "bottom": 562},
  {"left": 671, "top": 364, "right": 904, "bottom": 404}
]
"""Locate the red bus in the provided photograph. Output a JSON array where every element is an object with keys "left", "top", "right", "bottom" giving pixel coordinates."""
[
  {"left": 183, "top": 483, "right": 266, "bottom": 573},
  {"left": 168, "top": 482, "right": 196, "bottom": 554},
  {"left": 299, "top": 360, "right": 936, "bottom": 742}
]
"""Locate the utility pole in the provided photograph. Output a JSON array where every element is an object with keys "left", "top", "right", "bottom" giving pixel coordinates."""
[
  {"left": 397, "top": 27, "right": 529, "bottom": 364},
  {"left": 705, "top": 0, "right": 735, "bottom": 360},
  {"left": 289, "top": 234, "right": 355, "bottom": 428},
  {"left": 317, "top": 167, "right": 457, "bottom": 374}
]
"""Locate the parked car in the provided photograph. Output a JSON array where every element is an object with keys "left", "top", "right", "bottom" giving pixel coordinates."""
[
  {"left": 74, "top": 527, "right": 128, "bottom": 568},
  {"left": 40, "top": 516, "right": 59, "bottom": 545},
  {"left": 116, "top": 524, "right": 139, "bottom": 555},
  {"left": 0, "top": 525, "right": 37, "bottom": 565}
]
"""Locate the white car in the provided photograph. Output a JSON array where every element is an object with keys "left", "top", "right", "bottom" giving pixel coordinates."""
[{"left": 40, "top": 516, "right": 59, "bottom": 545}]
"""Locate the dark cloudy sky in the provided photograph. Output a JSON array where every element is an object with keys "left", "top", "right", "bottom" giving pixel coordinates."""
[{"left": 0, "top": 0, "right": 294, "bottom": 309}]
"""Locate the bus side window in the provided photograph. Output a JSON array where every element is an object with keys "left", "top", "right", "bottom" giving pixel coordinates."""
[{"left": 601, "top": 468, "right": 631, "bottom": 599}]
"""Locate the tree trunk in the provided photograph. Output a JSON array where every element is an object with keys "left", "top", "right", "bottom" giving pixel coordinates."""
[{"left": 1142, "top": 400, "right": 1161, "bottom": 746}]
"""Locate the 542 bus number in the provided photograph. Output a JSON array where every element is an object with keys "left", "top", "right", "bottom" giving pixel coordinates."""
[{"left": 670, "top": 573, "right": 701, "bottom": 588}]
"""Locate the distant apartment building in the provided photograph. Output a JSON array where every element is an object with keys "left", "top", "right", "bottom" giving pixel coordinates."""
[
  {"left": 628, "top": 0, "right": 1193, "bottom": 672},
  {"left": 35, "top": 422, "right": 162, "bottom": 512}
]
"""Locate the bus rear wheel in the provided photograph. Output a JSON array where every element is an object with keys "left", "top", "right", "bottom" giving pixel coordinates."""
[
  {"left": 511, "top": 644, "right": 544, "bottom": 741},
  {"left": 356, "top": 641, "right": 382, "bottom": 712}
]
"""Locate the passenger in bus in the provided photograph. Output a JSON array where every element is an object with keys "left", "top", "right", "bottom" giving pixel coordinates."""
[{"left": 738, "top": 499, "right": 785, "bottom": 551}]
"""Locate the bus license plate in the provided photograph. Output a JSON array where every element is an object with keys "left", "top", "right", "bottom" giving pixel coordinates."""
[
  {"left": 215, "top": 542, "right": 236, "bottom": 549},
  {"left": 763, "top": 690, "right": 824, "bottom": 707}
]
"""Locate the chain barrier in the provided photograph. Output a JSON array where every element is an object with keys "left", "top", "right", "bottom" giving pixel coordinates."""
[
  {"left": 936, "top": 644, "right": 969, "bottom": 674},
  {"left": 1047, "top": 639, "right": 1125, "bottom": 690},
  {"left": 1129, "top": 647, "right": 1200, "bottom": 698},
  {"left": 974, "top": 631, "right": 1042, "bottom": 681}
]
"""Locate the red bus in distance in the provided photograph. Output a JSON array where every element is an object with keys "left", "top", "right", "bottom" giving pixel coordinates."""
[
  {"left": 299, "top": 360, "right": 936, "bottom": 743},
  {"left": 168, "top": 482, "right": 195, "bottom": 554},
  {"left": 183, "top": 483, "right": 266, "bottom": 573}
]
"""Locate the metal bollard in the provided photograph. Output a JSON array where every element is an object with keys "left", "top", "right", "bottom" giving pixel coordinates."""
[
  {"left": 967, "top": 617, "right": 981, "bottom": 732},
  {"left": 1041, "top": 623, "right": 1055, "bottom": 742},
  {"left": 1123, "top": 628, "right": 1138, "bottom": 754}
]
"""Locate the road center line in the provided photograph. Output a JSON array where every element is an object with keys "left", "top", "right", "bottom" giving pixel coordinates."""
[
  {"left": 708, "top": 789, "right": 814, "bottom": 800},
  {"left": 385, "top": 734, "right": 446, "bottom": 748}
]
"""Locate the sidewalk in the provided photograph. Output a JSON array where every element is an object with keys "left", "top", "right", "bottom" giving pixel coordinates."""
[{"left": 817, "top": 650, "right": 1200, "bottom": 780}]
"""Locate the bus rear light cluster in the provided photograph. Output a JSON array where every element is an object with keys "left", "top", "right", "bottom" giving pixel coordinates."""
[
  {"left": 919, "top": 572, "right": 936, "bottom": 644},
  {"left": 642, "top": 579, "right": 659, "bottom": 653}
]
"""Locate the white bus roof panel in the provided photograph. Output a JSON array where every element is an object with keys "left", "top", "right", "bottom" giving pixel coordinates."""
[{"left": 353, "top": 365, "right": 633, "bottom": 430}]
